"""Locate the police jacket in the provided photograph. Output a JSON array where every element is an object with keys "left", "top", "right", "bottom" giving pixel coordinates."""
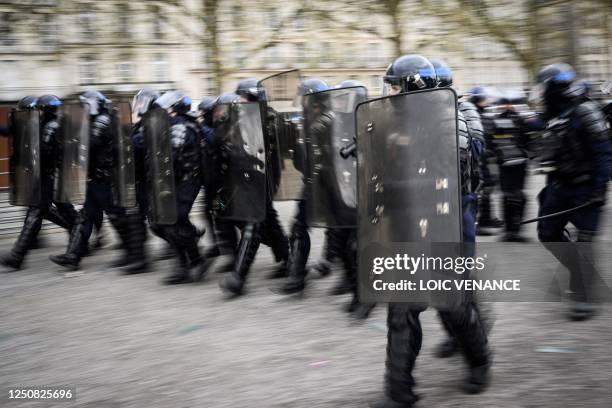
[{"left": 544, "top": 98, "right": 612, "bottom": 190}]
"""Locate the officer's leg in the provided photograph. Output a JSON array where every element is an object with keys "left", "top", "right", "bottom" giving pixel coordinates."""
[
  {"left": 49, "top": 184, "right": 100, "bottom": 270},
  {"left": 261, "top": 200, "right": 290, "bottom": 279},
  {"left": 211, "top": 218, "right": 239, "bottom": 273},
  {"left": 280, "top": 199, "right": 311, "bottom": 294},
  {"left": 436, "top": 194, "right": 476, "bottom": 357},
  {"left": 439, "top": 301, "right": 491, "bottom": 394},
  {"left": 0, "top": 206, "right": 45, "bottom": 270},
  {"left": 501, "top": 164, "right": 527, "bottom": 242},
  {"left": 373, "top": 305, "right": 422, "bottom": 408},
  {"left": 564, "top": 205, "right": 603, "bottom": 320},
  {"left": 164, "top": 183, "right": 205, "bottom": 284},
  {"left": 329, "top": 228, "right": 353, "bottom": 295},
  {"left": 344, "top": 230, "right": 376, "bottom": 319},
  {"left": 219, "top": 222, "right": 261, "bottom": 295},
  {"left": 312, "top": 228, "right": 341, "bottom": 279},
  {"left": 476, "top": 155, "right": 502, "bottom": 232},
  {"left": 536, "top": 186, "right": 594, "bottom": 319},
  {"left": 44, "top": 202, "right": 76, "bottom": 231}
]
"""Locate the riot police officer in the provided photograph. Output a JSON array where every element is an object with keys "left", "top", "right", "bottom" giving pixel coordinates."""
[
  {"left": 197, "top": 96, "right": 222, "bottom": 261},
  {"left": 471, "top": 87, "right": 504, "bottom": 233},
  {"left": 148, "top": 91, "right": 206, "bottom": 284},
  {"left": 372, "top": 55, "right": 490, "bottom": 408},
  {"left": 311, "top": 80, "right": 367, "bottom": 291},
  {"left": 0, "top": 95, "right": 77, "bottom": 270},
  {"left": 533, "top": 63, "right": 612, "bottom": 321},
  {"left": 50, "top": 91, "right": 130, "bottom": 271},
  {"left": 488, "top": 96, "right": 530, "bottom": 241},
  {"left": 277, "top": 78, "right": 330, "bottom": 296},
  {"left": 235, "top": 78, "right": 290, "bottom": 279},
  {"left": 217, "top": 78, "right": 291, "bottom": 296}
]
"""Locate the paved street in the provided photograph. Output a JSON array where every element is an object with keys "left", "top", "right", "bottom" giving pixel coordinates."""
[{"left": 1, "top": 173, "right": 612, "bottom": 408}]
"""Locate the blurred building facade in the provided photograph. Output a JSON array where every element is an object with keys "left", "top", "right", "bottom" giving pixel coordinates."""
[{"left": 0, "top": 0, "right": 610, "bottom": 103}]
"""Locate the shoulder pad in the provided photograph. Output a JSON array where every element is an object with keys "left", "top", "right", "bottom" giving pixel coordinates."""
[
  {"left": 93, "top": 113, "right": 112, "bottom": 127},
  {"left": 575, "top": 101, "right": 610, "bottom": 142}
]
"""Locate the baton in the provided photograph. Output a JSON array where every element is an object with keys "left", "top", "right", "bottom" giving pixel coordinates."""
[
  {"left": 339, "top": 140, "right": 357, "bottom": 159},
  {"left": 520, "top": 201, "right": 596, "bottom": 225}
]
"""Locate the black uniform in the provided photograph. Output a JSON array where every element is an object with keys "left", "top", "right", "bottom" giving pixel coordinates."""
[
  {"left": 151, "top": 114, "right": 205, "bottom": 284},
  {"left": 485, "top": 108, "right": 529, "bottom": 240},
  {"left": 1, "top": 110, "right": 77, "bottom": 270},
  {"left": 50, "top": 110, "right": 127, "bottom": 270}
]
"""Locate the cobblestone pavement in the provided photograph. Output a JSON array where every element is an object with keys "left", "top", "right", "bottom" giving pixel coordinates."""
[{"left": 1, "top": 174, "right": 611, "bottom": 408}]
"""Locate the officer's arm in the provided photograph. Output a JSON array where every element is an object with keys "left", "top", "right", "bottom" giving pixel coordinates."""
[
  {"left": 577, "top": 101, "right": 612, "bottom": 190},
  {"left": 90, "top": 114, "right": 111, "bottom": 149}
]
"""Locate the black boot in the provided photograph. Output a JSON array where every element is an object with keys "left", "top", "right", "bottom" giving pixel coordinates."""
[
  {"left": 163, "top": 249, "right": 192, "bottom": 284},
  {"left": 220, "top": 223, "right": 260, "bottom": 296},
  {"left": 463, "top": 363, "right": 491, "bottom": 394},
  {"left": 501, "top": 193, "right": 527, "bottom": 242},
  {"left": 442, "top": 304, "right": 490, "bottom": 394},
  {"left": 435, "top": 311, "right": 460, "bottom": 358},
  {"left": 50, "top": 219, "right": 88, "bottom": 271},
  {"left": 279, "top": 225, "right": 310, "bottom": 295},
  {"left": 383, "top": 306, "right": 422, "bottom": 407},
  {"left": 122, "top": 213, "right": 150, "bottom": 275},
  {"left": 1, "top": 208, "right": 44, "bottom": 271},
  {"left": 107, "top": 215, "right": 133, "bottom": 268}
]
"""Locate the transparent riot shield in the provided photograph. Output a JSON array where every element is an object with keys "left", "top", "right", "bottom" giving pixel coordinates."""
[
  {"left": 9, "top": 109, "right": 41, "bottom": 206},
  {"left": 305, "top": 86, "right": 367, "bottom": 228},
  {"left": 142, "top": 107, "right": 177, "bottom": 225},
  {"left": 113, "top": 101, "right": 137, "bottom": 208},
  {"left": 258, "top": 69, "right": 304, "bottom": 200},
  {"left": 55, "top": 103, "right": 90, "bottom": 205},
  {"left": 213, "top": 102, "right": 267, "bottom": 222},
  {"left": 356, "top": 88, "right": 462, "bottom": 244}
]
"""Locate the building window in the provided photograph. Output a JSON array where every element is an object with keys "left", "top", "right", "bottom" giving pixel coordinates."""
[
  {"left": 294, "top": 12, "right": 305, "bottom": 31},
  {"left": 79, "top": 12, "right": 96, "bottom": 42},
  {"left": 152, "top": 6, "right": 165, "bottom": 40},
  {"left": 320, "top": 41, "right": 331, "bottom": 65},
  {"left": 0, "top": 12, "right": 17, "bottom": 46},
  {"left": 117, "top": 57, "right": 133, "bottom": 83},
  {"left": 118, "top": 13, "right": 131, "bottom": 39},
  {"left": 232, "top": 4, "right": 243, "bottom": 28},
  {"left": 366, "top": 42, "right": 380, "bottom": 67},
  {"left": 152, "top": 53, "right": 169, "bottom": 82},
  {"left": 38, "top": 14, "right": 57, "bottom": 47},
  {"left": 79, "top": 56, "right": 97, "bottom": 84},
  {"left": 266, "top": 46, "right": 279, "bottom": 68},
  {"left": 295, "top": 42, "right": 306, "bottom": 67},
  {"left": 233, "top": 41, "right": 245, "bottom": 68}
]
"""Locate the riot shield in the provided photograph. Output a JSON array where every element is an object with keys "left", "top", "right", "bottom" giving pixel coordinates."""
[
  {"left": 113, "top": 101, "right": 137, "bottom": 208},
  {"left": 213, "top": 102, "right": 267, "bottom": 222},
  {"left": 55, "top": 103, "right": 90, "bottom": 205},
  {"left": 305, "top": 87, "right": 367, "bottom": 228},
  {"left": 356, "top": 88, "right": 462, "bottom": 244},
  {"left": 9, "top": 109, "right": 41, "bottom": 206},
  {"left": 258, "top": 69, "right": 304, "bottom": 200},
  {"left": 142, "top": 107, "right": 177, "bottom": 225}
]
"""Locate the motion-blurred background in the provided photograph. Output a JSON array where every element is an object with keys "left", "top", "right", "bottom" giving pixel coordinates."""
[{"left": 0, "top": 0, "right": 610, "bottom": 227}]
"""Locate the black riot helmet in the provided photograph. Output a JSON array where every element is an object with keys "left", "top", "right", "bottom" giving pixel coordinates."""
[
  {"left": 154, "top": 90, "right": 192, "bottom": 115},
  {"left": 198, "top": 96, "right": 218, "bottom": 127},
  {"left": 17, "top": 95, "right": 38, "bottom": 110},
  {"left": 236, "top": 78, "right": 260, "bottom": 102},
  {"left": 80, "top": 90, "right": 110, "bottom": 116},
  {"left": 132, "top": 88, "right": 160, "bottom": 118},
  {"left": 198, "top": 96, "right": 218, "bottom": 113},
  {"left": 383, "top": 55, "right": 437, "bottom": 94},
  {"left": 429, "top": 58, "right": 453, "bottom": 87},
  {"left": 212, "top": 92, "right": 240, "bottom": 127},
  {"left": 336, "top": 79, "right": 368, "bottom": 99},
  {"left": 37, "top": 95, "right": 62, "bottom": 117},
  {"left": 300, "top": 78, "right": 329, "bottom": 95},
  {"left": 531, "top": 63, "right": 577, "bottom": 114}
]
